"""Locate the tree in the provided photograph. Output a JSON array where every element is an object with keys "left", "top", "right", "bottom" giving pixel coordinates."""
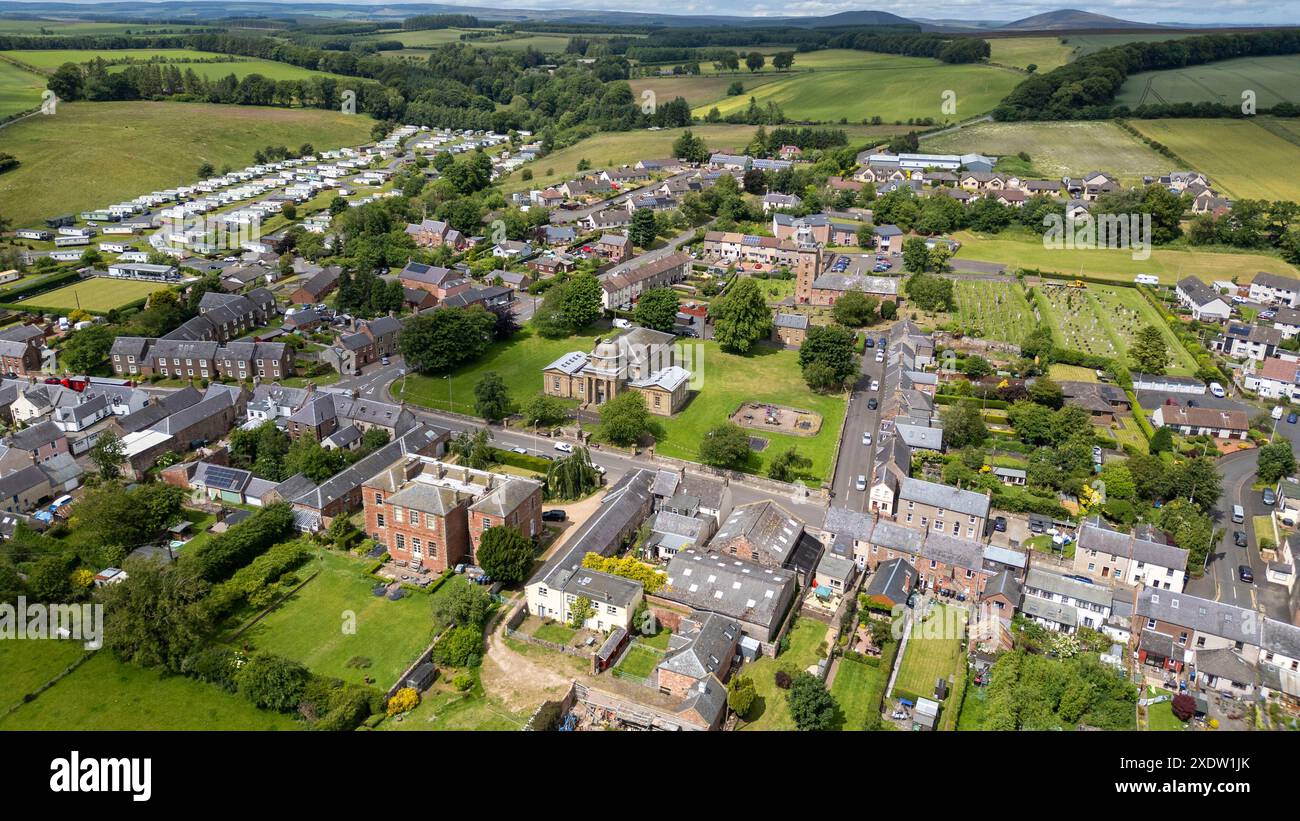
[
  {"left": 197, "top": 161, "right": 215, "bottom": 179},
  {"left": 568, "top": 596, "right": 593, "bottom": 629},
  {"left": 398, "top": 307, "right": 496, "bottom": 374},
  {"left": 879, "top": 299, "right": 897, "bottom": 320},
  {"left": 799, "top": 324, "right": 858, "bottom": 391},
  {"left": 236, "top": 653, "right": 309, "bottom": 712},
  {"left": 767, "top": 446, "right": 811, "bottom": 482},
  {"left": 599, "top": 391, "right": 651, "bottom": 446},
  {"left": 560, "top": 272, "right": 603, "bottom": 332},
  {"left": 902, "top": 237, "right": 931, "bottom": 273},
  {"left": 100, "top": 560, "right": 210, "bottom": 672},
  {"left": 699, "top": 422, "right": 751, "bottom": 469},
  {"left": 629, "top": 207, "right": 657, "bottom": 248},
  {"left": 1130, "top": 324, "right": 1169, "bottom": 374},
  {"left": 1148, "top": 425, "right": 1174, "bottom": 454},
  {"left": 728, "top": 675, "right": 756, "bottom": 718},
  {"left": 830, "top": 291, "right": 877, "bottom": 327},
  {"left": 449, "top": 428, "right": 495, "bottom": 470},
  {"left": 942, "top": 400, "right": 989, "bottom": 449},
  {"left": 546, "top": 446, "right": 600, "bottom": 500},
  {"left": 745, "top": 52, "right": 765, "bottom": 73},
  {"left": 772, "top": 51, "right": 795, "bottom": 70},
  {"left": 961, "top": 355, "right": 993, "bottom": 379},
  {"left": 634, "top": 287, "right": 680, "bottom": 332},
  {"left": 521, "top": 393, "right": 569, "bottom": 428},
  {"left": 787, "top": 672, "right": 837, "bottom": 731},
  {"left": 89, "top": 430, "right": 125, "bottom": 481},
  {"left": 284, "top": 435, "right": 345, "bottom": 484},
  {"left": 477, "top": 526, "right": 534, "bottom": 584},
  {"left": 474, "top": 371, "right": 511, "bottom": 422},
  {"left": 1257, "top": 440, "right": 1296, "bottom": 484},
  {"left": 710, "top": 277, "right": 771, "bottom": 354},
  {"left": 433, "top": 625, "right": 485, "bottom": 666},
  {"left": 1171, "top": 693, "right": 1196, "bottom": 722},
  {"left": 671, "top": 129, "right": 709, "bottom": 164},
  {"left": 432, "top": 582, "right": 494, "bottom": 629},
  {"left": 1028, "top": 377, "right": 1064, "bottom": 409},
  {"left": 59, "top": 325, "right": 114, "bottom": 374}
]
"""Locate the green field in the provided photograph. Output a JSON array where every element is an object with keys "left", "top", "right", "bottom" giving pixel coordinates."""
[
  {"left": 629, "top": 74, "right": 780, "bottom": 110},
  {"left": 4, "top": 48, "right": 348, "bottom": 83},
  {"left": 1118, "top": 55, "right": 1300, "bottom": 109},
  {"left": 0, "top": 59, "right": 48, "bottom": 117},
  {"left": 0, "top": 101, "right": 372, "bottom": 229},
  {"left": 988, "top": 36, "right": 1074, "bottom": 72},
  {"left": 1128, "top": 118, "right": 1300, "bottom": 202},
  {"left": 363, "top": 27, "right": 573, "bottom": 53},
  {"left": 0, "top": 647, "right": 300, "bottom": 730},
  {"left": 231, "top": 550, "right": 453, "bottom": 689},
  {"left": 1061, "top": 32, "right": 1193, "bottom": 57},
  {"left": 25, "top": 278, "right": 164, "bottom": 312},
  {"left": 647, "top": 340, "right": 847, "bottom": 483},
  {"left": 829, "top": 655, "right": 889, "bottom": 730},
  {"left": 737, "top": 618, "right": 825, "bottom": 731},
  {"left": 924, "top": 120, "right": 1167, "bottom": 183},
  {"left": 0, "top": 20, "right": 209, "bottom": 37},
  {"left": 0, "top": 635, "right": 87, "bottom": 711},
  {"left": 695, "top": 54, "right": 1022, "bottom": 124},
  {"left": 953, "top": 279, "right": 1035, "bottom": 344},
  {"left": 954, "top": 229, "right": 1300, "bottom": 285},
  {"left": 894, "top": 604, "right": 966, "bottom": 702}
]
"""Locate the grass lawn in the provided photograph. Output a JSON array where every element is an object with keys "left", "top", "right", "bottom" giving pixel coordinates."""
[
  {"left": 830, "top": 655, "right": 889, "bottom": 730},
  {"left": 0, "top": 101, "right": 373, "bottom": 230},
  {"left": 1118, "top": 55, "right": 1300, "bottom": 109},
  {"left": 953, "top": 279, "right": 1034, "bottom": 344},
  {"left": 229, "top": 550, "right": 453, "bottom": 689},
  {"left": 988, "top": 36, "right": 1074, "bottom": 72},
  {"left": 1145, "top": 688, "right": 1188, "bottom": 731},
  {"left": 894, "top": 604, "right": 966, "bottom": 702},
  {"left": 379, "top": 668, "right": 528, "bottom": 730},
  {"left": 532, "top": 621, "right": 578, "bottom": 645},
  {"left": 1128, "top": 118, "right": 1300, "bottom": 202},
  {"left": 1048, "top": 363, "right": 1100, "bottom": 382},
  {"left": 737, "top": 618, "right": 826, "bottom": 731},
  {"left": 395, "top": 326, "right": 602, "bottom": 415},
  {"left": 637, "top": 628, "right": 673, "bottom": 651},
  {"left": 0, "top": 59, "right": 48, "bottom": 117},
  {"left": 23, "top": 277, "right": 162, "bottom": 313},
  {"left": 1111, "top": 415, "right": 1150, "bottom": 452},
  {"left": 0, "top": 636, "right": 87, "bottom": 711},
  {"left": 925, "top": 121, "right": 1167, "bottom": 184},
  {"left": 0, "top": 649, "right": 301, "bottom": 730},
  {"left": 956, "top": 229, "right": 1300, "bottom": 285},
  {"left": 614, "top": 644, "right": 662, "bottom": 679},
  {"left": 1087, "top": 284, "right": 1198, "bottom": 375},
  {"left": 695, "top": 55, "right": 1021, "bottom": 124},
  {"left": 646, "top": 340, "right": 848, "bottom": 484}
]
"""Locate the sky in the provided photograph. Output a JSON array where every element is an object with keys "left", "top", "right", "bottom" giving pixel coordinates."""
[{"left": 43, "top": 1, "right": 1300, "bottom": 25}]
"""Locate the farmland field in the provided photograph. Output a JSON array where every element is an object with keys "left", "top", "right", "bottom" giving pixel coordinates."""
[
  {"left": 953, "top": 229, "right": 1300, "bottom": 285},
  {"left": 0, "top": 647, "right": 300, "bottom": 731},
  {"left": 25, "top": 277, "right": 163, "bottom": 313},
  {"left": 1117, "top": 55, "right": 1300, "bottom": 109},
  {"left": 1061, "top": 32, "right": 1193, "bottom": 57},
  {"left": 1128, "top": 118, "right": 1300, "bottom": 201},
  {"left": 988, "top": 37, "right": 1074, "bottom": 72},
  {"left": 693, "top": 54, "right": 1022, "bottom": 124},
  {"left": 0, "top": 20, "right": 209, "bottom": 37},
  {"left": 0, "top": 59, "right": 47, "bottom": 117},
  {"left": 362, "top": 27, "right": 574, "bottom": 53},
  {"left": 0, "top": 101, "right": 373, "bottom": 229},
  {"left": 924, "top": 121, "right": 1167, "bottom": 183},
  {"left": 629, "top": 74, "right": 780, "bottom": 111},
  {"left": 3, "top": 48, "right": 348, "bottom": 82},
  {"left": 1035, "top": 282, "right": 1197, "bottom": 374},
  {"left": 953, "top": 279, "right": 1035, "bottom": 344}
]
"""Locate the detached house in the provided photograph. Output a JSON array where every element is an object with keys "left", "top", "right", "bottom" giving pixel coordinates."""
[
  {"left": 1175, "top": 276, "right": 1231, "bottom": 322},
  {"left": 1151, "top": 405, "right": 1248, "bottom": 440}
]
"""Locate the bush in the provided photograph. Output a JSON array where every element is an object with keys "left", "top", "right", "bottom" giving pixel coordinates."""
[
  {"left": 432, "top": 625, "right": 485, "bottom": 667},
  {"left": 453, "top": 673, "right": 474, "bottom": 692},
  {"left": 387, "top": 687, "right": 421, "bottom": 716},
  {"left": 1171, "top": 693, "right": 1196, "bottom": 722},
  {"left": 236, "top": 653, "right": 309, "bottom": 713},
  {"left": 774, "top": 669, "right": 792, "bottom": 690}
]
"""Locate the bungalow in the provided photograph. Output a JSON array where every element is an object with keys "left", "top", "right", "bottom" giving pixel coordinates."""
[
  {"left": 1245, "top": 356, "right": 1300, "bottom": 400},
  {"left": 1151, "top": 405, "right": 1248, "bottom": 440}
]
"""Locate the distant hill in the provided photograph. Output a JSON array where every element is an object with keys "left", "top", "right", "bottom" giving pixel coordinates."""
[{"left": 996, "top": 9, "right": 1154, "bottom": 31}]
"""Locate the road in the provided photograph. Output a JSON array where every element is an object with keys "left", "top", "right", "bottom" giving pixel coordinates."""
[{"left": 829, "top": 332, "right": 888, "bottom": 513}]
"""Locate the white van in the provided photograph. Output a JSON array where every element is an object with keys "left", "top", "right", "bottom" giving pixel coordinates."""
[
  {"left": 1134, "top": 274, "right": 1160, "bottom": 286},
  {"left": 1273, "top": 405, "right": 1285, "bottom": 420},
  {"left": 1232, "top": 504, "right": 1245, "bottom": 524},
  {"left": 1209, "top": 382, "right": 1226, "bottom": 398}
]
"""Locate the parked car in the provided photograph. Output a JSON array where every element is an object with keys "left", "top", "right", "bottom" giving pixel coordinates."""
[
  {"left": 592, "top": 464, "right": 606, "bottom": 475},
  {"left": 554, "top": 442, "right": 574, "bottom": 453},
  {"left": 1263, "top": 487, "right": 1277, "bottom": 506},
  {"left": 509, "top": 447, "right": 528, "bottom": 455},
  {"left": 993, "top": 516, "right": 1007, "bottom": 533},
  {"left": 542, "top": 509, "right": 567, "bottom": 522},
  {"left": 865, "top": 338, "right": 875, "bottom": 348},
  {"left": 870, "top": 379, "right": 880, "bottom": 391},
  {"left": 855, "top": 475, "right": 867, "bottom": 491},
  {"left": 1238, "top": 565, "right": 1254, "bottom": 583},
  {"left": 874, "top": 351, "right": 884, "bottom": 363},
  {"left": 1234, "top": 530, "right": 1248, "bottom": 548},
  {"left": 1289, "top": 412, "right": 1298, "bottom": 424},
  {"left": 862, "top": 432, "right": 872, "bottom": 446},
  {"left": 381, "top": 356, "right": 390, "bottom": 366},
  {"left": 612, "top": 318, "right": 632, "bottom": 329}
]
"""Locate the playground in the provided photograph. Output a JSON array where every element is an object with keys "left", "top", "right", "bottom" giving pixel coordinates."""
[{"left": 729, "top": 402, "right": 823, "bottom": 437}]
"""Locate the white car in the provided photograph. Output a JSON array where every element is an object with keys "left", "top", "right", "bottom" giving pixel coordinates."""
[
  {"left": 612, "top": 318, "right": 632, "bottom": 329},
  {"left": 862, "top": 432, "right": 872, "bottom": 446},
  {"left": 509, "top": 447, "right": 528, "bottom": 455},
  {"left": 554, "top": 442, "right": 574, "bottom": 453},
  {"left": 875, "top": 351, "right": 884, "bottom": 363},
  {"left": 870, "top": 379, "right": 879, "bottom": 391},
  {"left": 855, "top": 475, "right": 867, "bottom": 491},
  {"left": 592, "top": 464, "right": 606, "bottom": 475}
]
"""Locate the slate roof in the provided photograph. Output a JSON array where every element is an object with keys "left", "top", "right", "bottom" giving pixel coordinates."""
[
  {"left": 1077, "top": 520, "right": 1188, "bottom": 571},
  {"left": 657, "top": 612, "right": 740, "bottom": 681},
  {"left": 864, "top": 557, "right": 916, "bottom": 604},
  {"left": 8, "top": 420, "right": 63, "bottom": 451},
  {"left": 659, "top": 548, "right": 795, "bottom": 631},
  {"left": 898, "top": 477, "right": 990, "bottom": 519},
  {"left": 711, "top": 500, "right": 803, "bottom": 567},
  {"left": 469, "top": 477, "right": 542, "bottom": 517},
  {"left": 528, "top": 469, "right": 655, "bottom": 588},
  {"left": 1136, "top": 588, "right": 1259, "bottom": 646}
]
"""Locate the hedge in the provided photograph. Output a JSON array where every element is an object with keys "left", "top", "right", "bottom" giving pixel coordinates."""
[
  {"left": 489, "top": 447, "right": 552, "bottom": 474},
  {"left": 934, "top": 393, "right": 1011, "bottom": 410}
]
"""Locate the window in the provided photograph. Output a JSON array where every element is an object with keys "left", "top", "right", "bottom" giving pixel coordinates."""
[
  {"left": 374, "top": 493, "right": 383, "bottom": 505},
  {"left": 410, "top": 511, "right": 419, "bottom": 527},
  {"left": 395, "top": 534, "right": 405, "bottom": 550},
  {"left": 376, "top": 513, "right": 385, "bottom": 528},
  {"left": 538, "top": 586, "right": 548, "bottom": 597},
  {"left": 1146, "top": 618, "right": 1157, "bottom": 629},
  {"left": 394, "top": 507, "right": 403, "bottom": 523},
  {"left": 1196, "top": 636, "right": 1206, "bottom": 647},
  {"left": 606, "top": 605, "right": 617, "bottom": 615}
]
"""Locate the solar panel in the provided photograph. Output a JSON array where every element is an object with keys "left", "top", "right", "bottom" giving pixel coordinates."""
[{"left": 204, "top": 466, "right": 245, "bottom": 491}]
